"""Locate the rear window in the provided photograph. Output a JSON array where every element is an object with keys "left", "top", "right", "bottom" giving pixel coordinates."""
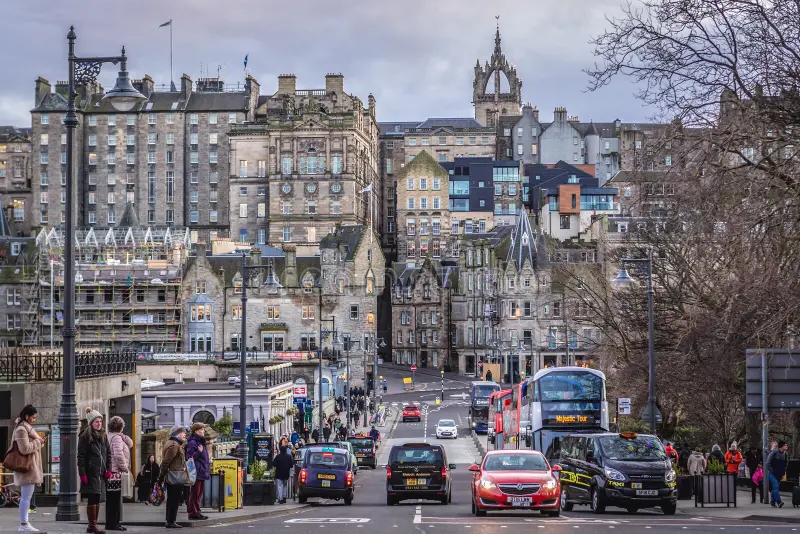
[
  {"left": 348, "top": 438, "right": 374, "bottom": 448},
  {"left": 483, "top": 453, "right": 549, "bottom": 472},
  {"left": 390, "top": 447, "right": 443, "bottom": 466},
  {"left": 307, "top": 452, "right": 348, "bottom": 468},
  {"left": 404, "top": 405, "right": 419, "bottom": 411}
]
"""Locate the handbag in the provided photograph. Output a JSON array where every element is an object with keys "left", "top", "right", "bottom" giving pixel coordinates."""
[
  {"left": 151, "top": 483, "right": 165, "bottom": 506},
  {"left": 167, "top": 469, "right": 189, "bottom": 486},
  {"left": 3, "top": 440, "right": 32, "bottom": 474},
  {"left": 107, "top": 471, "right": 122, "bottom": 491},
  {"left": 186, "top": 458, "right": 197, "bottom": 485}
]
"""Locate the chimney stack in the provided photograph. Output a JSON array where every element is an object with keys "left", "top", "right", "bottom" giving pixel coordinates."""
[
  {"left": 277, "top": 74, "right": 296, "bottom": 96},
  {"left": 325, "top": 73, "right": 344, "bottom": 95},
  {"left": 134, "top": 74, "right": 155, "bottom": 98},
  {"left": 35, "top": 77, "right": 51, "bottom": 107},
  {"left": 282, "top": 245, "right": 297, "bottom": 287},
  {"left": 181, "top": 73, "right": 193, "bottom": 100},
  {"left": 196, "top": 241, "right": 207, "bottom": 260},
  {"left": 532, "top": 105, "right": 539, "bottom": 122},
  {"left": 554, "top": 107, "right": 567, "bottom": 122}
]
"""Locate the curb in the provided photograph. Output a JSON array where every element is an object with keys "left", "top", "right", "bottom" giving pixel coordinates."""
[
  {"left": 88, "top": 504, "right": 310, "bottom": 527},
  {"left": 471, "top": 430, "right": 487, "bottom": 460},
  {"left": 739, "top": 515, "right": 800, "bottom": 524}
]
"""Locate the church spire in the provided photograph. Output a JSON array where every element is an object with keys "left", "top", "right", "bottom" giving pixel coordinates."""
[{"left": 494, "top": 15, "right": 502, "bottom": 57}]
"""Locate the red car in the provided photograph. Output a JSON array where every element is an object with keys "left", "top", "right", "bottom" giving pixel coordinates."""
[
  {"left": 470, "top": 450, "right": 561, "bottom": 517},
  {"left": 402, "top": 405, "right": 421, "bottom": 422}
]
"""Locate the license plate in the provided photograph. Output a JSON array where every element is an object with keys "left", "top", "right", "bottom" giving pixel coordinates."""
[
  {"left": 317, "top": 473, "right": 336, "bottom": 480},
  {"left": 635, "top": 489, "right": 658, "bottom": 496},
  {"left": 322, "top": 480, "right": 331, "bottom": 487},
  {"left": 406, "top": 478, "right": 427, "bottom": 486},
  {"left": 356, "top": 453, "right": 365, "bottom": 457},
  {"left": 509, "top": 497, "right": 532, "bottom": 507}
]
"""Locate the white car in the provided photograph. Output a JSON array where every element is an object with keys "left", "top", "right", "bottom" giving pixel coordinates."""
[
  {"left": 435, "top": 419, "right": 458, "bottom": 439},
  {"left": 227, "top": 376, "right": 241, "bottom": 385}
]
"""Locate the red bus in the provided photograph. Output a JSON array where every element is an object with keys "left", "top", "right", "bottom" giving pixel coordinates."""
[
  {"left": 501, "top": 379, "right": 532, "bottom": 449},
  {"left": 487, "top": 388, "right": 511, "bottom": 450}
]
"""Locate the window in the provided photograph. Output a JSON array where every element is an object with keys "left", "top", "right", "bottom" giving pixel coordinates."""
[
  {"left": 228, "top": 112, "right": 237, "bottom": 124},
  {"left": 664, "top": 155, "right": 672, "bottom": 166},
  {"left": 40, "top": 171, "right": 48, "bottom": 186},
  {"left": 456, "top": 137, "right": 464, "bottom": 145},
  {"left": 210, "top": 171, "right": 218, "bottom": 183},
  {"left": 126, "top": 153, "right": 135, "bottom": 165},
  {"left": 209, "top": 112, "right": 217, "bottom": 124},
  {"left": 189, "top": 190, "right": 199, "bottom": 204},
  {"left": 209, "top": 210, "right": 218, "bottom": 222},
  {"left": 407, "top": 178, "right": 414, "bottom": 190},
  {"left": 331, "top": 200, "right": 341, "bottom": 214},
  {"left": 148, "top": 132, "right": 157, "bottom": 145},
  {"left": 166, "top": 210, "right": 174, "bottom": 224},
  {"left": 559, "top": 215, "right": 570, "bottom": 229},
  {"left": 165, "top": 132, "right": 175, "bottom": 145},
  {"left": 40, "top": 134, "right": 49, "bottom": 146},
  {"left": 40, "top": 114, "right": 49, "bottom": 125},
  {"left": 552, "top": 302, "right": 561, "bottom": 318},
  {"left": 210, "top": 151, "right": 217, "bottom": 164},
  {"left": 306, "top": 200, "right": 316, "bottom": 214},
  {"left": 420, "top": 178, "right": 428, "bottom": 190},
  {"left": 107, "top": 208, "right": 115, "bottom": 224},
  {"left": 350, "top": 304, "right": 359, "bottom": 320},
  {"left": 107, "top": 192, "right": 116, "bottom": 204},
  {"left": 302, "top": 305, "right": 315, "bottom": 320},
  {"left": 283, "top": 225, "right": 292, "bottom": 242},
  {"left": 420, "top": 198, "right": 428, "bottom": 209},
  {"left": 166, "top": 171, "right": 174, "bottom": 203},
  {"left": 239, "top": 203, "right": 248, "bottom": 218},
  {"left": 407, "top": 198, "right": 415, "bottom": 209},
  {"left": 494, "top": 184, "right": 502, "bottom": 196},
  {"left": 166, "top": 113, "right": 174, "bottom": 124},
  {"left": 190, "top": 114, "right": 198, "bottom": 125},
  {"left": 524, "top": 301, "right": 532, "bottom": 317},
  {"left": 408, "top": 138, "right": 417, "bottom": 146},
  {"left": 469, "top": 137, "right": 477, "bottom": 145}
]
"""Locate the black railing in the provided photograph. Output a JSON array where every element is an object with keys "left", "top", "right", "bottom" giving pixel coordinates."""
[{"left": 0, "top": 349, "right": 137, "bottom": 382}]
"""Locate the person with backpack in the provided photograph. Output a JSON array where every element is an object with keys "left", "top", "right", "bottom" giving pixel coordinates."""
[{"left": 765, "top": 441, "right": 789, "bottom": 508}]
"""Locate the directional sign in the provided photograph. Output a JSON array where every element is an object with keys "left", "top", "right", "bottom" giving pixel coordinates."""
[
  {"left": 617, "top": 398, "right": 631, "bottom": 415},
  {"left": 411, "top": 365, "right": 417, "bottom": 371},
  {"left": 745, "top": 349, "right": 800, "bottom": 412}
]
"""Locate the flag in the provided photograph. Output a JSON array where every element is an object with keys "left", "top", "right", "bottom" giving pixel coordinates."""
[
  {"left": 244, "top": 54, "right": 248, "bottom": 70},
  {"left": 360, "top": 184, "right": 372, "bottom": 193},
  {"left": 159, "top": 19, "right": 172, "bottom": 28}
]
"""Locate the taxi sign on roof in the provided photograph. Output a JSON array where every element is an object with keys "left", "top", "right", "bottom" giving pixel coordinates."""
[{"left": 322, "top": 447, "right": 336, "bottom": 452}]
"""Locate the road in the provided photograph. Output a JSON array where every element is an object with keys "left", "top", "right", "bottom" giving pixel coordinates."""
[{"left": 191, "top": 373, "right": 797, "bottom": 534}]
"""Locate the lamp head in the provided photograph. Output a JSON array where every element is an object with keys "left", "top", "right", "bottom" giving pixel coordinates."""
[
  {"left": 612, "top": 266, "right": 636, "bottom": 287},
  {"left": 103, "top": 47, "right": 146, "bottom": 112}
]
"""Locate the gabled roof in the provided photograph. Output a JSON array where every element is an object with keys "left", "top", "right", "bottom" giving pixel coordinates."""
[
  {"left": 32, "top": 92, "right": 68, "bottom": 112},
  {"left": 320, "top": 225, "right": 365, "bottom": 261},
  {"left": 0, "top": 204, "right": 19, "bottom": 237},
  {"left": 118, "top": 202, "right": 140, "bottom": 229},
  {"left": 505, "top": 212, "right": 545, "bottom": 271}
]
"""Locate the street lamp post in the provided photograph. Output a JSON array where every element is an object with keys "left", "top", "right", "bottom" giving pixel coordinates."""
[
  {"left": 371, "top": 337, "right": 386, "bottom": 401},
  {"left": 342, "top": 337, "right": 362, "bottom": 433},
  {"left": 317, "top": 308, "right": 336, "bottom": 440},
  {"left": 613, "top": 248, "right": 657, "bottom": 434},
  {"left": 58, "top": 26, "right": 145, "bottom": 522}
]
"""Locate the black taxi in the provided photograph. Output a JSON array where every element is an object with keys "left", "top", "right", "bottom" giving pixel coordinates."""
[
  {"left": 347, "top": 434, "right": 377, "bottom": 469},
  {"left": 386, "top": 442, "right": 456, "bottom": 505},
  {"left": 551, "top": 432, "right": 677, "bottom": 515}
]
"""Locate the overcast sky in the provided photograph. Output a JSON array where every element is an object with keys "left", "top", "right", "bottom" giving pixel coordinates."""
[{"left": 0, "top": 0, "right": 656, "bottom": 127}]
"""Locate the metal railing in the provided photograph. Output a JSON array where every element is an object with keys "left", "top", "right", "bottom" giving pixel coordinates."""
[{"left": 0, "top": 349, "right": 137, "bottom": 382}]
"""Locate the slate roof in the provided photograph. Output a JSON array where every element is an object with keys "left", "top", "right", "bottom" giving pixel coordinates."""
[
  {"left": 319, "top": 225, "right": 365, "bottom": 261},
  {"left": 32, "top": 93, "right": 68, "bottom": 112},
  {"left": 571, "top": 121, "right": 620, "bottom": 138},
  {"left": 142, "top": 92, "right": 188, "bottom": 112},
  {"left": 416, "top": 118, "right": 485, "bottom": 129},
  {"left": 0, "top": 126, "right": 30, "bottom": 141},
  {"left": 185, "top": 92, "right": 249, "bottom": 111},
  {"left": 379, "top": 122, "right": 422, "bottom": 136},
  {"left": 524, "top": 161, "right": 599, "bottom": 191}
]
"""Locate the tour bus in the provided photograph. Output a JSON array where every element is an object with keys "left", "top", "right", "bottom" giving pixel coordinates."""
[
  {"left": 522, "top": 367, "right": 609, "bottom": 458},
  {"left": 487, "top": 388, "right": 511, "bottom": 450},
  {"left": 468, "top": 381, "right": 501, "bottom": 434},
  {"left": 500, "top": 379, "right": 532, "bottom": 449}
]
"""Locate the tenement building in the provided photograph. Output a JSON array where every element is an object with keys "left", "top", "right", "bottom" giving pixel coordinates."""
[
  {"left": 0, "top": 127, "right": 32, "bottom": 237},
  {"left": 228, "top": 74, "right": 379, "bottom": 252}
]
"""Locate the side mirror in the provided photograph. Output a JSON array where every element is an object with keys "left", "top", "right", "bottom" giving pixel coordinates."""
[
  {"left": 468, "top": 464, "right": 481, "bottom": 473},
  {"left": 448, "top": 463, "right": 457, "bottom": 470}
]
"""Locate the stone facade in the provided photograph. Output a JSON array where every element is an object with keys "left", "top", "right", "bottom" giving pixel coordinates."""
[
  {"left": 473, "top": 26, "right": 522, "bottom": 127},
  {"left": 0, "top": 127, "right": 32, "bottom": 237},
  {"left": 228, "top": 74, "right": 379, "bottom": 251}
]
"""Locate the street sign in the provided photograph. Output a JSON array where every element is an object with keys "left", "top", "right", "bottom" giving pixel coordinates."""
[
  {"left": 745, "top": 349, "right": 800, "bottom": 412},
  {"left": 411, "top": 365, "right": 417, "bottom": 371},
  {"left": 293, "top": 386, "right": 307, "bottom": 398},
  {"left": 618, "top": 398, "right": 631, "bottom": 415}
]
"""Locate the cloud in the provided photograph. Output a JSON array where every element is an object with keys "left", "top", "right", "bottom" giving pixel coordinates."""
[{"left": 0, "top": 0, "right": 653, "bottom": 126}]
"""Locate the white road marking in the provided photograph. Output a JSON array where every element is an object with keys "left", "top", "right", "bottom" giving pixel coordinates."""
[{"left": 286, "top": 518, "right": 371, "bottom": 524}]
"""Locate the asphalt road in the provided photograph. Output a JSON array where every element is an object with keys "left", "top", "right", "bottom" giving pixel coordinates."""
[{"left": 189, "top": 375, "right": 797, "bottom": 533}]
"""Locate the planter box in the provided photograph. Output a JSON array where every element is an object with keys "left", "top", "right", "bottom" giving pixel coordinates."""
[
  {"left": 695, "top": 473, "right": 737, "bottom": 507},
  {"left": 676, "top": 475, "right": 693, "bottom": 500},
  {"left": 243, "top": 481, "right": 276, "bottom": 506}
]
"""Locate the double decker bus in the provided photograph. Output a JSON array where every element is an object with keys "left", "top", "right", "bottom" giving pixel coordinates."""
[
  {"left": 468, "top": 381, "right": 501, "bottom": 434},
  {"left": 500, "top": 379, "right": 533, "bottom": 449},
  {"left": 487, "top": 388, "right": 511, "bottom": 450},
  {"left": 523, "top": 367, "right": 608, "bottom": 459}
]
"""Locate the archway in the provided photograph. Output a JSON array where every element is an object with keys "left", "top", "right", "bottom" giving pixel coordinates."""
[{"left": 192, "top": 410, "right": 215, "bottom": 425}]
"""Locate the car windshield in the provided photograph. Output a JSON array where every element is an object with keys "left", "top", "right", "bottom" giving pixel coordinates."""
[
  {"left": 598, "top": 435, "right": 667, "bottom": 461},
  {"left": 348, "top": 438, "right": 374, "bottom": 448},
  {"left": 483, "top": 453, "right": 549, "bottom": 472},
  {"left": 438, "top": 420, "right": 456, "bottom": 427},
  {"left": 307, "top": 452, "right": 348, "bottom": 468},
  {"left": 390, "top": 447, "right": 443, "bottom": 466}
]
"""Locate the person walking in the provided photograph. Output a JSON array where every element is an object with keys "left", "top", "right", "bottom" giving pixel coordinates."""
[
  {"left": 687, "top": 449, "right": 706, "bottom": 475},
  {"left": 765, "top": 441, "right": 789, "bottom": 508},
  {"left": 106, "top": 416, "right": 133, "bottom": 531},
  {"left": 78, "top": 408, "right": 110, "bottom": 534},
  {"left": 159, "top": 426, "right": 188, "bottom": 528},
  {"left": 140, "top": 455, "right": 159, "bottom": 504},
  {"left": 273, "top": 445, "right": 293, "bottom": 504},
  {"left": 724, "top": 442, "right": 743, "bottom": 477},
  {"left": 11, "top": 405, "right": 44, "bottom": 532},
  {"left": 185, "top": 423, "right": 209, "bottom": 521},
  {"left": 745, "top": 446, "right": 762, "bottom": 503},
  {"left": 311, "top": 427, "right": 319, "bottom": 444},
  {"left": 751, "top": 463, "right": 765, "bottom": 504},
  {"left": 322, "top": 422, "right": 331, "bottom": 443}
]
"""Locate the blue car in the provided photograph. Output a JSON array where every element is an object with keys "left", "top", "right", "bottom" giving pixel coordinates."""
[{"left": 297, "top": 446, "right": 357, "bottom": 505}]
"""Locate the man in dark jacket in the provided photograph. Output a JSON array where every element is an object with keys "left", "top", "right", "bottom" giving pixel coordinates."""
[
  {"left": 273, "top": 446, "right": 294, "bottom": 504},
  {"left": 322, "top": 423, "right": 331, "bottom": 443},
  {"left": 766, "top": 441, "right": 789, "bottom": 508},
  {"left": 311, "top": 427, "right": 320, "bottom": 444},
  {"left": 185, "top": 423, "right": 210, "bottom": 520},
  {"left": 744, "top": 446, "right": 761, "bottom": 504},
  {"left": 678, "top": 443, "right": 691, "bottom": 470}
]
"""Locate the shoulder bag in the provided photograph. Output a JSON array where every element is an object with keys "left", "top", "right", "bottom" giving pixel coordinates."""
[{"left": 2, "top": 425, "right": 33, "bottom": 473}]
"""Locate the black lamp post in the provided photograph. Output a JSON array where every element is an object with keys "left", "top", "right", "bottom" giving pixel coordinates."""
[
  {"left": 318, "top": 308, "right": 337, "bottom": 438},
  {"left": 237, "top": 251, "right": 278, "bottom": 473},
  {"left": 613, "top": 248, "right": 657, "bottom": 434},
  {"left": 57, "top": 27, "right": 145, "bottom": 522}
]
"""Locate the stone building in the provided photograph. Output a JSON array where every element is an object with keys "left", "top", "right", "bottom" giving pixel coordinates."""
[
  {"left": 395, "top": 151, "right": 452, "bottom": 264},
  {"left": 29, "top": 74, "right": 259, "bottom": 242},
  {"left": 0, "top": 127, "right": 32, "bottom": 237},
  {"left": 228, "top": 74, "right": 379, "bottom": 251},
  {"left": 472, "top": 25, "right": 522, "bottom": 128},
  {"left": 0, "top": 209, "right": 36, "bottom": 347}
]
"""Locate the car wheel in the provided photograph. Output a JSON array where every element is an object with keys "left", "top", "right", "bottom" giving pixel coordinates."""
[
  {"left": 386, "top": 495, "right": 395, "bottom": 506},
  {"left": 560, "top": 488, "right": 574, "bottom": 511},
  {"left": 626, "top": 506, "right": 638, "bottom": 514},
  {"left": 590, "top": 488, "right": 606, "bottom": 514},
  {"left": 298, "top": 493, "right": 307, "bottom": 504},
  {"left": 448, "top": 491, "right": 452, "bottom": 504},
  {"left": 542, "top": 510, "right": 560, "bottom": 517},
  {"left": 661, "top": 502, "right": 677, "bottom": 515},
  {"left": 344, "top": 496, "right": 353, "bottom": 506}
]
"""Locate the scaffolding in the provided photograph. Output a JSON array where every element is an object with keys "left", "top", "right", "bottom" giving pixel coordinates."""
[{"left": 34, "top": 226, "right": 190, "bottom": 352}]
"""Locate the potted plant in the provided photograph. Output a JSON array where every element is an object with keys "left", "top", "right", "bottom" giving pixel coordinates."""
[
  {"left": 243, "top": 460, "right": 276, "bottom": 505},
  {"left": 675, "top": 466, "right": 693, "bottom": 500},
  {"left": 696, "top": 458, "right": 736, "bottom": 507}
]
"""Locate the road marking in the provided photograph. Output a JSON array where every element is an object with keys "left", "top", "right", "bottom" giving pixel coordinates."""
[
  {"left": 414, "top": 506, "right": 422, "bottom": 524},
  {"left": 285, "top": 518, "right": 371, "bottom": 524}
]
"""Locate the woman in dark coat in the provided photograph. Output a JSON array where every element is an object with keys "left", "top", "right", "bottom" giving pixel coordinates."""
[
  {"left": 138, "top": 455, "right": 160, "bottom": 504},
  {"left": 159, "top": 426, "right": 188, "bottom": 529},
  {"left": 185, "top": 423, "right": 210, "bottom": 520},
  {"left": 78, "top": 408, "right": 111, "bottom": 534}
]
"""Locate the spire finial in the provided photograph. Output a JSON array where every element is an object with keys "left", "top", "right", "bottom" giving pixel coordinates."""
[{"left": 494, "top": 15, "right": 502, "bottom": 55}]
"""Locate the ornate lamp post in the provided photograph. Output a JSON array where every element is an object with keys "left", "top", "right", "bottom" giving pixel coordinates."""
[{"left": 57, "top": 27, "right": 145, "bottom": 522}]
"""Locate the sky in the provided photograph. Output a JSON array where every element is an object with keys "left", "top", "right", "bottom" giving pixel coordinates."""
[{"left": 0, "top": 0, "right": 656, "bottom": 127}]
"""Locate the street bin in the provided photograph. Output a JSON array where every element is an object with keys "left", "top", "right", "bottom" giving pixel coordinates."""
[{"left": 212, "top": 456, "right": 243, "bottom": 510}]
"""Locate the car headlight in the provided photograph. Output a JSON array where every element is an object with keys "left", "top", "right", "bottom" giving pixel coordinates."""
[
  {"left": 604, "top": 467, "right": 626, "bottom": 482},
  {"left": 472, "top": 422, "right": 476, "bottom": 427},
  {"left": 543, "top": 478, "right": 558, "bottom": 490},
  {"left": 665, "top": 469, "right": 676, "bottom": 483},
  {"left": 480, "top": 479, "right": 496, "bottom": 490}
]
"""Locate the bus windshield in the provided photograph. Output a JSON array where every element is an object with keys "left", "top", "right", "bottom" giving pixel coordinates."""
[
  {"left": 535, "top": 371, "right": 604, "bottom": 402},
  {"left": 473, "top": 384, "right": 500, "bottom": 399}
]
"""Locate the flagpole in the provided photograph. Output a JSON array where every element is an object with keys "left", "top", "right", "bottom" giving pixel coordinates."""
[{"left": 170, "top": 20, "right": 174, "bottom": 92}]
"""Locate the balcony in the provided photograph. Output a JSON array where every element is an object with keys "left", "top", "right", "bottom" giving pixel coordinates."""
[{"left": 0, "top": 349, "right": 137, "bottom": 382}]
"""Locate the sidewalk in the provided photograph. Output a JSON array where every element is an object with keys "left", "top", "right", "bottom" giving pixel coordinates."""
[
  {"left": 0, "top": 501, "right": 306, "bottom": 533},
  {"left": 677, "top": 489, "right": 799, "bottom": 523}
]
